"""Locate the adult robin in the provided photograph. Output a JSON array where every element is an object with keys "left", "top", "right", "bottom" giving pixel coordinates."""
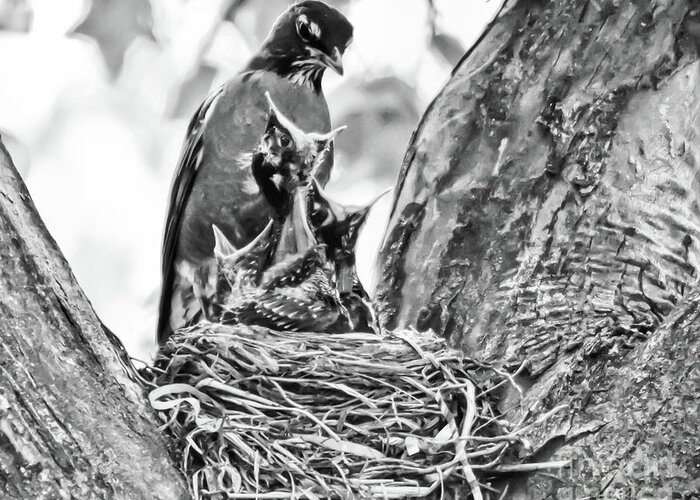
[{"left": 157, "top": 1, "right": 353, "bottom": 344}]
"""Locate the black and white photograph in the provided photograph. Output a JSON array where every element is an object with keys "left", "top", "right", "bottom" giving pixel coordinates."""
[{"left": 0, "top": 0, "right": 698, "bottom": 498}]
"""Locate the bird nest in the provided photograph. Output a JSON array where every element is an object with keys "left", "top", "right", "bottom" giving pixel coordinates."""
[{"left": 147, "top": 324, "right": 543, "bottom": 499}]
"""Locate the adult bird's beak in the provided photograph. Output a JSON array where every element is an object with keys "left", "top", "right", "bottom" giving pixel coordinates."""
[{"left": 321, "top": 47, "right": 344, "bottom": 75}]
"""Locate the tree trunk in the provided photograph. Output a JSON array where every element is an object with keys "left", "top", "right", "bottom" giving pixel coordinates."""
[
  {"left": 376, "top": 0, "right": 699, "bottom": 496},
  {"left": 0, "top": 140, "right": 188, "bottom": 499}
]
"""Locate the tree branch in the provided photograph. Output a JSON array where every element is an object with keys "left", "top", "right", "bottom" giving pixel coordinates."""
[{"left": 0, "top": 139, "right": 188, "bottom": 499}]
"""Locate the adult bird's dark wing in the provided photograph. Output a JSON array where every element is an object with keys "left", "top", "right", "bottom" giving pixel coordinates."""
[{"left": 157, "top": 85, "right": 225, "bottom": 345}]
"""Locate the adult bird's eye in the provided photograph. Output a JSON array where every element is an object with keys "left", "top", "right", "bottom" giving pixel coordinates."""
[
  {"left": 296, "top": 19, "right": 312, "bottom": 42},
  {"left": 279, "top": 134, "right": 291, "bottom": 148}
]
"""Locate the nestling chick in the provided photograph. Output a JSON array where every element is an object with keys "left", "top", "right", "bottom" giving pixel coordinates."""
[
  {"left": 211, "top": 93, "right": 351, "bottom": 333},
  {"left": 310, "top": 180, "right": 391, "bottom": 333}
]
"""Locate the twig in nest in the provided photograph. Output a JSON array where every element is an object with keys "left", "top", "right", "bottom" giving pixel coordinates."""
[{"left": 148, "top": 323, "right": 564, "bottom": 498}]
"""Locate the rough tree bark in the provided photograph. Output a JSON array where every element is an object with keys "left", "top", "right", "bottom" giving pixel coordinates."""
[
  {"left": 377, "top": 0, "right": 699, "bottom": 497},
  {"left": 0, "top": 141, "right": 189, "bottom": 499}
]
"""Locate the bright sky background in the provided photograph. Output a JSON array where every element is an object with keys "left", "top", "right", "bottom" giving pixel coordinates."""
[{"left": 0, "top": 0, "right": 499, "bottom": 359}]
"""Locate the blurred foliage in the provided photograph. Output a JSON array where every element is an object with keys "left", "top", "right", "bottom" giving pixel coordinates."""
[
  {"left": 0, "top": 0, "right": 31, "bottom": 31},
  {"left": 0, "top": 0, "right": 497, "bottom": 358},
  {"left": 427, "top": 0, "right": 466, "bottom": 66},
  {"left": 333, "top": 77, "right": 420, "bottom": 185},
  {"left": 71, "top": 0, "right": 155, "bottom": 76},
  {"left": 171, "top": 63, "right": 218, "bottom": 118}
]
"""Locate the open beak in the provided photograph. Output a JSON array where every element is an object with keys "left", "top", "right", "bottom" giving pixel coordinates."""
[
  {"left": 336, "top": 263, "right": 355, "bottom": 294},
  {"left": 213, "top": 221, "right": 273, "bottom": 264},
  {"left": 292, "top": 186, "right": 317, "bottom": 251},
  {"left": 272, "top": 186, "right": 317, "bottom": 264},
  {"left": 321, "top": 46, "right": 344, "bottom": 76}
]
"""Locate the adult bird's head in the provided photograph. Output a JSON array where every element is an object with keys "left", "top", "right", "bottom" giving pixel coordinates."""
[{"left": 248, "top": 1, "right": 354, "bottom": 91}]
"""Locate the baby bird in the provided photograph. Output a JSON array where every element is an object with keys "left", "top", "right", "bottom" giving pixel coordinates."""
[
  {"left": 212, "top": 93, "right": 351, "bottom": 333},
  {"left": 310, "top": 180, "right": 391, "bottom": 333}
]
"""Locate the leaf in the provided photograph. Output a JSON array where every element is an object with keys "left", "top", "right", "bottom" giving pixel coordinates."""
[
  {"left": 431, "top": 32, "right": 465, "bottom": 67},
  {"left": 0, "top": 0, "right": 32, "bottom": 32},
  {"left": 71, "top": 0, "right": 155, "bottom": 76}
]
